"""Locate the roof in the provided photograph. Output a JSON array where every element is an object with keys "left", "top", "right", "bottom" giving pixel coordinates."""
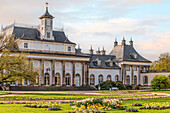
[
  {"left": 14, "top": 50, "right": 91, "bottom": 58},
  {"left": 89, "top": 54, "right": 121, "bottom": 69},
  {"left": 109, "top": 44, "right": 151, "bottom": 63},
  {"left": 39, "top": 8, "right": 54, "bottom": 19},
  {"left": 10, "top": 26, "right": 75, "bottom": 44}
]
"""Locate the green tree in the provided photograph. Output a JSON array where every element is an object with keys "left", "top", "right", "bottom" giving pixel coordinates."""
[
  {"left": 0, "top": 34, "right": 38, "bottom": 85},
  {"left": 151, "top": 53, "right": 170, "bottom": 72},
  {"left": 151, "top": 75, "right": 169, "bottom": 90}
]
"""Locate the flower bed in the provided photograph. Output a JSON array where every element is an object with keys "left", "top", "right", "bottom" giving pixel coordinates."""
[
  {"left": 72, "top": 98, "right": 126, "bottom": 113},
  {"left": 131, "top": 103, "right": 142, "bottom": 106},
  {"left": 125, "top": 108, "right": 138, "bottom": 112},
  {"left": 23, "top": 102, "right": 61, "bottom": 111},
  {"left": 140, "top": 102, "right": 170, "bottom": 110}
]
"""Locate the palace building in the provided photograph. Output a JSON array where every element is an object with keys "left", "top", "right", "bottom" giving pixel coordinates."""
[{"left": 1, "top": 3, "right": 152, "bottom": 90}]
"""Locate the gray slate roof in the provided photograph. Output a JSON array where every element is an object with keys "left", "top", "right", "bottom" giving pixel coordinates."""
[
  {"left": 11, "top": 26, "right": 75, "bottom": 44},
  {"left": 89, "top": 54, "right": 121, "bottom": 69},
  {"left": 109, "top": 45, "right": 151, "bottom": 62}
]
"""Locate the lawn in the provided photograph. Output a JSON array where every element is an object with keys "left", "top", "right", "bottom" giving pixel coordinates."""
[
  {"left": 0, "top": 92, "right": 160, "bottom": 101},
  {"left": 142, "top": 90, "right": 170, "bottom": 94},
  {"left": 0, "top": 92, "right": 11, "bottom": 95},
  {"left": 0, "top": 98, "right": 169, "bottom": 113}
]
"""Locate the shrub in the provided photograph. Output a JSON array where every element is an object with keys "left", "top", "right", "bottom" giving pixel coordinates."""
[
  {"left": 134, "top": 86, "right": 140, "bottom": 90},
  {"left": 125, "top": 84, "right": 132, "bottom": 90},
  {"left": 151, "top": 75, "right": 169, "bottom": 90},
  {"left": 96, "top": 80, "right": 116, "bottom": 90},
  {"left": 115, "top": 81, "right": 124, "bottom": 90}
]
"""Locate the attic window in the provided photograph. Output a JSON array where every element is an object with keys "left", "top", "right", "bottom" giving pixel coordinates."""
[
  {"left": 24, "top": 43, "right": 28, "bottom": 48},
  {"left": 131, "top": 54, "right": 137, "bottom": 59},
  {"left": 98, "top": 60, "right": 101, "bottom": 66},
  {"left": 68, "top": 46, "right": 71, "bottom": 51},
  {"left": 47, "top": 32, "right": 50, "bottom": 38},
  {"left": 110, "top": 61, "right": 113, "bottom": 66}
]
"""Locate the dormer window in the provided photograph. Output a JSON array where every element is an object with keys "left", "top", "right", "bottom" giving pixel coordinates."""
[
  {"left": 24, "top": 43, "right": 28, "bottom": 48},
  {"left": 97, "top": 60, "right": 101, "bottom": 66},
  {"left": 110, "top": 61, "right": 113, "bottom": 66},
  {"left": 47, "top": 32, "right": 50, "bottom": 38},
  {"left": 68, "top": 46, "right": 71, "bottom": 51}
]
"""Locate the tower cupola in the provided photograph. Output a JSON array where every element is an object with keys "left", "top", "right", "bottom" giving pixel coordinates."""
[
  {"left": 96, "top": 47, "right": 100, "bottom": 55},
  {"left": 101, "top": 47, "right": 106, "bottom": 55},
  {"left": 89, "top": 45, "right": 93, "bottom": 54},
  {"left": 129, "top": 38, "right": 133, "bottom": 46},
  {"left": 39, "top": 2, "right": 54, "bottom": 40},
  {"left": 122, "top": 37, "right": 126, "bottom": 45},
  {"left": 114, "top": 38, "right": 118, "bottom": 47}
]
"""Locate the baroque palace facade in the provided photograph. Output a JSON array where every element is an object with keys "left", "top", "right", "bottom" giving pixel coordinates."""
[{"left": 1, "top": 4, "right": 152, "bottom": 88}]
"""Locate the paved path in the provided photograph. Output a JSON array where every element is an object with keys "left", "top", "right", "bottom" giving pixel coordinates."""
[{"left": 152, "top": 92, "right": 170, "bottom": 96}]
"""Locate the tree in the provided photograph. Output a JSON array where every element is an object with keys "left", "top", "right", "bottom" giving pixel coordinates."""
[
  {"left": 0, "top": 34, "right": 38, "bottom": 85},
  {"left": 151, "top": 75, "right": 169, "bottom": 90},
  {"left": 151, "top": 53, "right": 170, "bottom": 72}
]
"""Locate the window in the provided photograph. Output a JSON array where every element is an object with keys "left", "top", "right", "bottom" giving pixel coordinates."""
[
  {"left": 55, "top": 73, "right": 60, "bottom": 85},
  {"left": 90, "top": 75, "right": 95, "bottom": 85},
  {"left": 133, "top": 66, "right": 137, "bottom": 71},
  {"left": 115, "top": 75, "right": 119, "bottom": 81},
  {"left": 46, "top": 68, "right": 50, "bottom": 72},
  {"left": 110, "top": 61, "right": 113, "bottom": 66},
  {"left": 97, "top": 60, "right": 101, "bottom": 66},
  {"left": 134, "top": 76, "right": 137, "bottom": 85},
  {"left": 144, "top": 76, "right": 148, "bottom": 84},
  {"left": 107, "top": 75, "right": 111, "bottom": 81},
  {"left": 126, "top": 75, "right": 130, "bottom": 85},
  {"left": 126, "top": 66, "right": 130, "bottom": 71},
  {"left": 65, "top": 74, "right": 70, "bottom": 86},
  {"left": 68, "top": 46, "right": 71, "bottom": 51},
  {"left": 24, "top": 43, "right": 28, "bottom": 48},
  {"left": 47, "top": 32, "right": 50, "bottom": 38},
  {"left": 44, "top": 73, "right": 50, "bottom": 85},
  {"left": 98, "top": 75, "right": 103, "bottom": 84},
  {"left": 75, "top": 74, "right": 80, "bottom": 86}
]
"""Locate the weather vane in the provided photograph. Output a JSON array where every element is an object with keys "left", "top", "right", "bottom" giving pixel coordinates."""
[{"left": 46, "top": 2, "right": 48, "bottom": 9}]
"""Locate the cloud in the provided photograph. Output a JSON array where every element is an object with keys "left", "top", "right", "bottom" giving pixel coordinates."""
[
  {"left": 121, "top": 0, "right": 164, "bottom": 6},
  {"left": 0, "top": 0, "right": 169, "bottom": 61}
]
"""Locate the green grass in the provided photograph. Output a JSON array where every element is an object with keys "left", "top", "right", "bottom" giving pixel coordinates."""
[
  {"left": 0, "top": 98, "right": 169, "bottom": 113},
  {"left": 100, "top": 91, "right": 151, "bottom": 95},
  {"left": 142, "top": 90, "right": 170, "bottom": 94},
  {"left": 0, "top": 92, "right": 160, "bottom": 101},
  {"left": 0, "top": 92, "right": 11, "bottom": 95}
]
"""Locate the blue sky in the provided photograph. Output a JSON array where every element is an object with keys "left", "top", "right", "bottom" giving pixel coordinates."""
[{"left": 0, "top": 0, "right": 170, "bottom": 61}]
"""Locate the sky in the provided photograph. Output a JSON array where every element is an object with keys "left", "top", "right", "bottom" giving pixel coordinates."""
[{"left": 0, "top": 0, "right": 170, "bottom": 61}]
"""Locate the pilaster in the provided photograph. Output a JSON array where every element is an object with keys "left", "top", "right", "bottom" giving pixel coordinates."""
[
  {"left": 62, "top": 61, "right": 66, "bottom": 86},
  {"left": 41, "top": 59, "right": 44, "bottom": 85}
]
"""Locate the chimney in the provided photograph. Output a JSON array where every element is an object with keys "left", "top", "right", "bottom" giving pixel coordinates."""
[
  {"left": 114, "top": 38, "right": 118, "bottom": 47},
  {"left": 77, "top": 44, "right": 81, "bottom": 52},
  {"left": 129, "top": 38, "right": 133, "bottom": 46},
  {"left": 122, "top": 37, "right": 126, "bottom": 45},
  {"left": 89, "top": 45, "right": 93, "bottom": 54},
  {"left": 101, "top": 47, "right": 106, "bottom": 55},
  {"left": 96, "top": 47, "right": 100, "bottom": 55}
]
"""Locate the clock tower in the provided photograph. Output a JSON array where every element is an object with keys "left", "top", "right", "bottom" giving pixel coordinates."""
[{"left": 39, "top": 2, "right": 54, "bottom": 40}]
